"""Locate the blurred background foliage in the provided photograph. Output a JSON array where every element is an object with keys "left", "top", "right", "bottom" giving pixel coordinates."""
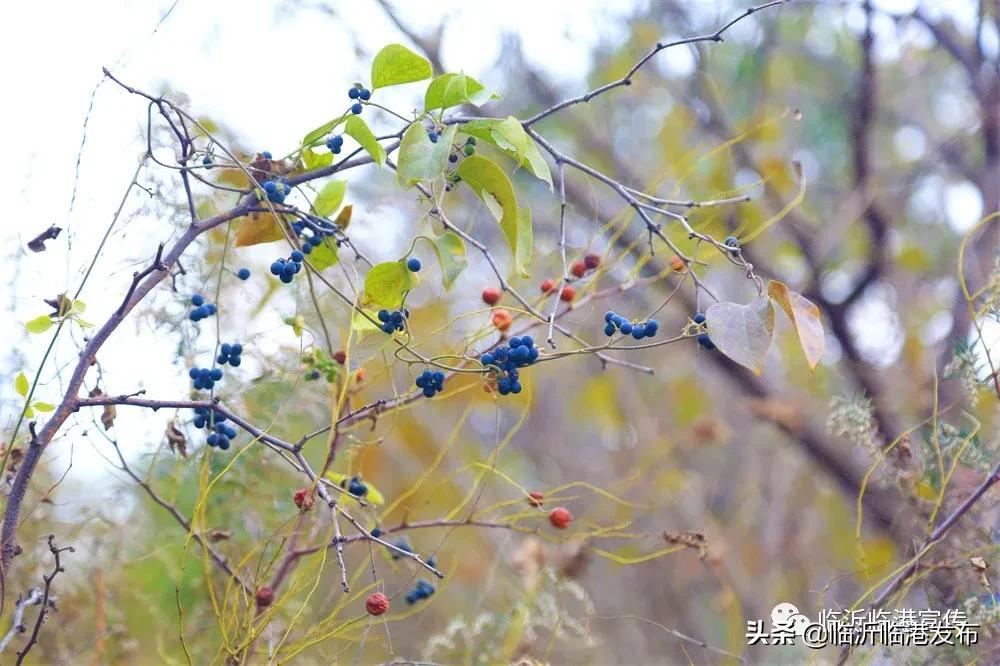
[{"left": 3, "top": 0, "right": 1000, "bottom": 663}]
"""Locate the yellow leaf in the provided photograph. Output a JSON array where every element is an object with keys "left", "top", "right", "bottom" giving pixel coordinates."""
[
  {"left": 234, "top": 211, "right": 288, "bottom": 247},
  {"left": 767, "top": 279, "right": 825, "bottom": 370}
]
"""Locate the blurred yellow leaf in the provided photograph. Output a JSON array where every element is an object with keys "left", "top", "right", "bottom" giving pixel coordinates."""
[{"left": 234, "top": 212, "right": 288, "bottom": 247}]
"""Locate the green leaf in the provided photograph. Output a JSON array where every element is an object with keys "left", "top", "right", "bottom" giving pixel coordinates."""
[
  {"left": 460, "top": 117, "right": 552, "bottom": 187},
  {"left": 370, "top": 44, "right": 433, "bottom": 90},
  {"left": 767, "top": 280, "right": 825, "bottom": 370},
  {"left": 323, "top": 471, "right": 386, "bottom": 505},
  {"left": 314, "top": 180, "right": 347, "bottom": 217},
  {"left": 25, "top": 315, "right": 53, "bottom": 334},
  {"left": 424, "top": 73, "right": 497, "bottom": 111},
  {"left": 351, "top": 309, "right": 382, "bottom": 333},
  {"left": 302, "top": 114, "right": 349, "bottom": 148},
  {"left": 362, "top": 261, "right": 419, "bottom": 309},
  {"left": 306, "top": 239, "right": 339, "bottom": 271},
  {"left": 455, "top": 155, "right": 532, "bottom": 277},
  {"left": 14, "top": 372, "right": 29, "bottom": 398},
  {"left": 302, "top": 147, "right": 334, "bottom": 170},
  {"left": 69, "top": 300, "right": 86, "bottom": 315},
  {"left": 429, "top": 231, "right": 468, "bottom": 288},
  {"left": 33, "top": 402, "right": 55, "bottom": 412},
  {"left": 705, "top": 297, "right": 776, "bottom": 375},
  {"left": 396, "top": 123, "right": 456, "bottom": 188},
  {"left": 345, "top": 116, "right": 386, "bottom": 167}
]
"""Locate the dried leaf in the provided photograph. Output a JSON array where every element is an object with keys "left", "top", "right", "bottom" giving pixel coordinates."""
[
  {"left": 663, "top": 530, "right": 708, "bottom": 559},
  {"left": 767, "top": 279, "right": 825, "bottom": 370},
  {"left": 166, "top": 420, "right": 188, "bottom": 458},
  {"left": 207, "top": 529, "right": 232, "bottom": 542},
  {"left": 101, "top": 404, "right": 116, "bottom": 431},
  {"left": 705, "top": 297, "right": 775, "bottom": 374}
]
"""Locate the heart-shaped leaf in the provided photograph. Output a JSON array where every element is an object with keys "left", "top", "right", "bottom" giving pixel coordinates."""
[
  {"left": 706, "top": 297, "right": 775, "bottom": 374},
  {"left": 362, "top": 261, "right": 419, "bottom": 309},
  {"left": 371, "top": 44, "right": 432, "bottom": 90},
  {"left": 767, "top": 280, "right": 825, "bottom": 370},
  {"left": 430, "top": 231, "right": 468, "bottom": 288}
]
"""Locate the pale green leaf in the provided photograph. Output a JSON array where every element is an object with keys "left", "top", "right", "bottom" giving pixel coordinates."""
[
  {"left": 455, "top": 155, "right": 532, "bottom": 277},
  {"left": 345, "top": 116, "right": 386, "bottom": 167},
  {"left": 302, "top": 147, "right": 334, "bottom": 170},
  {"left": 314, "top": 180, "right": 347, "bottom": 218},
  {"left": 370, "top": 44, "right": 432, "bottom": 90},
  {"left": 306, "top": 239, "right": 339, "bottom": 271},
  {"left": 14, "top": 372, "right": 29, "bottom": 398},
  {"left": 460, "top": 117, "right": 552, "bottom": 187},
  {"left": 429, "top": 231, "right": 468, "bottom": 288},
  {"left": 424, "top": 72, "right": 496, "bottom": 111},
  {"left": 362, "top": 261, "right": 419, "bottom": 309},
  {"left": 706, "top": 297, "right": 776, "bottom": 374},
  {"left": 396, "top": 123, "right": 456, "bottom": 188},
  {"left": 33, "top": 402, "right": 55, "bottom": 412},
  {"left": 25, "top": 315, "right": 53, "bottom": 334}
]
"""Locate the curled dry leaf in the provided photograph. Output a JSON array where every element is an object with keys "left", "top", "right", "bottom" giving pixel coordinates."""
[
  {"left": 166, "top": 420, "right": 188, "bottom": 458},
  {"left": 663, "top": 530, "right": 708, "bottom": 559}
]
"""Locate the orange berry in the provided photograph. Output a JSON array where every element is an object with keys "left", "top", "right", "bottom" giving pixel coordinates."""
[
  {"left": 570, "top": 260, "right": 586, "bottom": 278},
  {"left": 355, "top": 368, "right": 366, "bottom": 382},
  {"left": 540, "top": 278, "right": 556, "bottom": 293},
  {"left": 669, "top": 255, "right": 686, "bottom": 272},
  {"left": 365, "top": 591, "right": 389, "bottom": 616},
  {"left": 559, "top": 286, "right": 576, "bottom": 302},
  {"left": 293, "top": 488, "right": 314, "bottom": 511},
  {"left": 482, "top": 286, "right": 501, "bottom": 305},
  {"left": 492, "top": 308, "right": 513, "bottom": 331},
  {"left": 527, "top": 491, "right": 544, "bottom": 507},
  {"left": 584, "top": 253, "right": 601, "bottom": 270},
  {"left": 549, "top": 506, "right": 572, "bottom": 529}
]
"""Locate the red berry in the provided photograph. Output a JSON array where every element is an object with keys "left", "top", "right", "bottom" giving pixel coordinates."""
[
  {"left": 527, "top": 491, "right": 544, "bottom": 507},
  {"left": 492, "top": 308, "right": 513, "bottom": 331},
  {"left": 570, "top": 260, "right": 586, "bottom": 278},
  {"left": 549, "top": 506, "right": 572, "bottom": 529},
  {"left": 559, "top": 286, "right": 576, "bottom": 302},
  {"left": 333, "top": 350, "right": 346, "bottom": 365},
  {"left": 540, "top": 278, "right": 556, "bottom": 294},
  {"left": 482, "top": 286, "right": 502, "bottom": 306},
  {"left": 293, "top": 488, "right": 314, "bottom": 511},
  {"left": 256, "top": 586, "right": 275, "bottom": 608},
  {"left": 584, "top": 253, "right": 601, "bottom": 270},
  {"left": 366, "top": 591, "right": 390, "bottom": 616}
]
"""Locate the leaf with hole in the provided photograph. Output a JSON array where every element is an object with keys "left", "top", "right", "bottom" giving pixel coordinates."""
[{"left": 705, "top": 297, "right": 775, "bottom": 374}]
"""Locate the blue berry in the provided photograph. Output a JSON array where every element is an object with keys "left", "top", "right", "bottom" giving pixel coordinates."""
[
  {"left": 210, "top": 368, "right": 223, "bottom": 381},
  {"left": 406, "top": 257, "right": 421, "bottom": 272},
  {"left": 348, "top": 87, "right": 359, "bottom": 99},
  {"left": 697, "top": 333, "right": 715, "bottom": 350},
  {"left": 205, "top": 304, "right": 217, "bottom": 315},
  {"left": 217, "top": 437, "right": 231, "bottom": 450},
  {"left": 427, "top": 131, "right": 438, "bottom": 143},
  {"left": 261, "top": 151, "right": 272, "bottom": 159},
  {"left": 308, "top": 234, "right": 323, "bottom": 247},
  {"left": 301, "top": 244, "right": 312, "bottom": 255},
  {"left": 631, "top": 325, "right": 646, "bottom": 339},
  {"left": 620, "top": 321, "right": 633, "bottom": 335},
  {"left": 481, "top": 353, "right": 495, "bottom": 366},
  {"left": 359, "top": 88, "right": 371, "bottom": 101},
  {"left": 191, "top": 294, "right": 204, "bottom": 306},
  {"left": 645, "top": 319, "right": 658, "bottom": 336},
  {"left": 188, "top": 367, "right": 199, "bottom": 379},
  {"left": 193, "top": 416, "right": 206, "bottom": 429},
  {"left": 291, "top": 250, "right": 304, "bottom": 263},
  {"left": 202, "top": 155, "right": 212, "bottom": 166},
  {"left": 351, "top": 103, "right": 363, "bottom": 114},
  {"left": 724, "top": 236, "right": 740, "bottom": 253},
  {"left": 263, "top": 181, "right": 278, "bottom": 195},
  {"left": 604, "top": 311, "right": 615, "bottom": 323},
  {"left": 377, "top": 309, "right": 390, "bottom": 322},
  {"left": 370, "top": 527, "right": 382, "bottom": 538},
  {"left": 207, "top": 433, "right": 218, "bottom": 446},
  {"left": 693, "top": 312, "right": 706, "bottom": 324},
  {"left": 231, "top": 344, "right": 242, "bottom": 355},
  {"left": 270, "top": 260, "right": 284, "bottom": 275},
  {"left": 348, "top": 477, "right": 368, "bottom": 497},
  {"left": 449, "top": 153, "right": 458, "bottom": 163},
  {"left": 237, "top": 267, "right": 251, "bottom": 280},
  {"left": 221, "top": 343, "right": 231, "bottom": 356},
  {"left": 604, "top": 323, "right": 616, "bottom": 336}
]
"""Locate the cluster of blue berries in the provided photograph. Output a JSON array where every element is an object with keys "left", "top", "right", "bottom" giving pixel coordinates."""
[
  {"left": 189, "top": 366, "right": 223, "bottom": 390},
  {"left": 481, "top": 336, "right": 539, "bottom": 395},
  {"left": 192, "top": 407, "right": 237, "bottom": 450},
  {"left": 390, "top": 537, "right": 413, "bottom": 560},
  {"left": 270, "top": 250, "right": 305, "bottom": 284},
  {"left": 415, "top": 369, "right": 445, "bottom": 398},
  {"left": 377, "top": 308, "right": 408, "bottom": 334},
  {"left": 603, "top": 311, "right": 659, "bottom": 339},
  {"left": 290, "top": 219, "right": 336, "bottom": 253},
  {"left": 693, "top": 312, "right": 715, "bottom": 350},
  {"left": 217, "top": 343, "right": 243, "bottom": 367},
  {"left": 188, "top": 294, "right": 217, "bottom": 322},
  {"left": 347, "top": 84, "right": 371, "bottom": 114},
  {"left": 405, "top": 579, "right": 436, "bottom": 605},
  {"left": 262, "top": 179, "right": 291, "bottom": 204},
  {"left": 338, "top": 475, "right": 368, "bottom": 497},
  {"left": 325, "top": 134, "right": 344, "bottom": 155}
]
